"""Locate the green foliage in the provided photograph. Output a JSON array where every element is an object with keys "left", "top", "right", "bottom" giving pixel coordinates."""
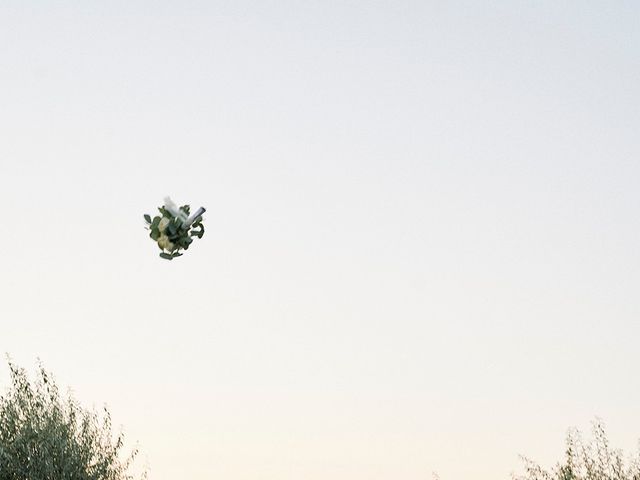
[
  {"left": 144, "top": 203, "right": 205, "bottom": 260},
  {"left": 0, "top": 359, "right": 144, "bottom": 480},
  {"left": 514, "top": 419, "right": 640, "bottom": 480}
]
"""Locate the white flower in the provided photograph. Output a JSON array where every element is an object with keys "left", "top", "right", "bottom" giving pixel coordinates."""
[
  {"left": 157, "top": 235, "right": 174, "bottom": 252},
  {"left": 158, "top": 217, "right": 170, "bottom": 233}
]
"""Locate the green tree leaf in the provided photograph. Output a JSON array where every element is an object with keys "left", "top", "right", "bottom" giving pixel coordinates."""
[{"left": 0, "top": 359, "right": 145, "bottom": 479}]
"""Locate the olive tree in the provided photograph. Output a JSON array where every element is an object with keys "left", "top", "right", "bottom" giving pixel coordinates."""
[
  {"left": 515, "top": 419, "right": 640, "bottom": 480},
  {"left": 0, "top": 359, "right": 144, "bottom": 480}
]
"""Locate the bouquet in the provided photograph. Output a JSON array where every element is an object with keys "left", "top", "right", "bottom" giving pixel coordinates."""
[{"left": 144, "top": 197, "right": 206, "bottom": 260}]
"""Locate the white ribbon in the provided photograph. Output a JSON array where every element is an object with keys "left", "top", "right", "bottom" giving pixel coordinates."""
[
  {"left": 186, "top": 207, "right": 206, "bottom": 227},
  {"left": 163, "top": 196, "right": 189, "bottom": 226}
]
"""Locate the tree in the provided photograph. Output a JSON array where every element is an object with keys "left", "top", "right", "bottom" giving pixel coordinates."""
[
  {"left": 514, "top": 419, "right": 640, "bottom": 480},
  {"left": 0, "top": 359, "right": 144, "bottom": 480}
]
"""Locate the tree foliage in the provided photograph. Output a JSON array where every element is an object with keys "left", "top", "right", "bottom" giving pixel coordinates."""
[
  {"left": 0, "top": 359, "right": 144, "bottom": 480},
  {"left": 515, "top": 419, "right": 640, "bottom": 480}
]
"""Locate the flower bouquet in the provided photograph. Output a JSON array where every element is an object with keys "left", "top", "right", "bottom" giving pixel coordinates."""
[{"left": 144, "top": 197, "right": 206, "bottom": 260}]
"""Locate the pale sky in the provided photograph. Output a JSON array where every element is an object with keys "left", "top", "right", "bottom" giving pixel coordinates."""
[{"left": 1, "top": 1, "right": 639, "bottom": 479}]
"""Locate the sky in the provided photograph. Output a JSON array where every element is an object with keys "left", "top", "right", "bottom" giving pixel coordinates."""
[{"left": 1, "top": 1, "right": 639, "bottom": 479}]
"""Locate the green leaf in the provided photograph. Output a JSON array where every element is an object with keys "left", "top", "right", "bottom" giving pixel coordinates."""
[
  {"left": 158, "top": 206, "right": 172, "bottom": 218},
  {"left": 189, "top": 224, "right": 204, "bottom": 239},
  {"left": 159, "top": 253, "right": 173, "bottom": 260},
  {"left": 150, "top": 229, "right": 160, "bottom": 241},
  {"left": 178, "top": 236, "right": 192, "bottom": 249},
  {"left": 143, "top": 214, "right": 152, "bottom": 224}
]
